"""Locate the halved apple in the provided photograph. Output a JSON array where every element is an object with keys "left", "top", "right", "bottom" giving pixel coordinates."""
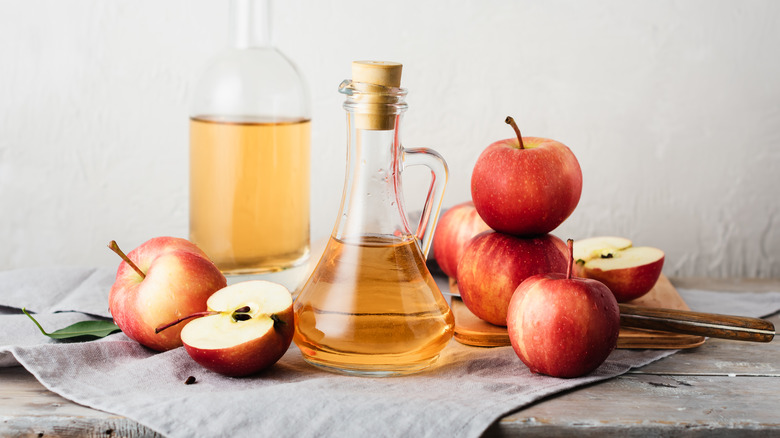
[
  {"left": 180, "top": 280, "right": 294, "bottom": 377},
  {"left": 579, "top": 246, "right": 665, "bottom": 302},
  {"left": 573, "top": 236, "right": 633, "bottom": 265}
]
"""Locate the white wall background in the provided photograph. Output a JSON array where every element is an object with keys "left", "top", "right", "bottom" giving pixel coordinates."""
[{"left": 1, "top": 0, "right": 778, "bottom": 278}]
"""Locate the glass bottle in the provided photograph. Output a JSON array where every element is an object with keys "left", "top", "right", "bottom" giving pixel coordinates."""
[
  {"left": 293, "top": 61, "right": 454, "bottom": 377},
  {"left": 189, "top": 0, "right": 311, "bottom": 276}
]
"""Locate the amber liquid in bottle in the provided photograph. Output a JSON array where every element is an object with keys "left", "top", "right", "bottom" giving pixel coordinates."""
[
  {"left": 189, "top": 116, "right": 311, "bottom": 274},
  {"left": 294, "top": 235, "right": 454, "bottom": 376}
]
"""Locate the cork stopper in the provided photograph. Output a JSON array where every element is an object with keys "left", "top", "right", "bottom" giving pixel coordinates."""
[
  {"left": 351, "top": 61, "right": 403, "bottom": 130},
  {"left": 352, "top": 61, "right": 403, "bottom": 88}
]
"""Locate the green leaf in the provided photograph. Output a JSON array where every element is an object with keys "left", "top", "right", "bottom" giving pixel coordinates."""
[{"left": 23, "top": 308, "right": 121, "bottom": 340}]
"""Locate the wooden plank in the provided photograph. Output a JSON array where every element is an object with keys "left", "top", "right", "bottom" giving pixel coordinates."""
[
  {"left": 0, "top": 366, "right": 161, "bottom": 437},
  {"left": 487, "top": 374, "right": 780, "bottom": 437},
  {"left": 452, "top": 296, "right": 514, "bottom": 347},
  {"left": 634, "top": 312, "right": 780, "bottom": 376},
  {"left": 486, "top": 312, "right": 780, "bottom": 437},
  {"left": 670, "top": 277, "right": 780, "bottom": 293}
]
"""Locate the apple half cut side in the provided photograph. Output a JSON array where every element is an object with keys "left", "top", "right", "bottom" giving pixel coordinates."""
[
  {"left": 180, "top": 281, "right": 294, "bottom": 377},
  {"left": 580, "top": 246, "right": 665, "bottom": 302},
  {"left": 572, "top": 236, "right": 633, "bottom": 263}
]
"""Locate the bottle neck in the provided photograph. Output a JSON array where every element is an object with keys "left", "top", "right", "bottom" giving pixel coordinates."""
[
  {"left": 333, "top": 111, "right": 412, "bottom": 242},
  {"left": 230, "top": 0, "right": 272, "bottom": 49}
]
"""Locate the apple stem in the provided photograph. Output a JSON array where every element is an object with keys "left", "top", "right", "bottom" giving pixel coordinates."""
[
  {"left": 270, "top": 314, "right": 285, "bottom": 325},
  {"left": 566, "top": 239, "right": 574, "bottom": 280},
  {"left": 155, "top": 306, "right": 255, "bottom": 334},
  {"left": 505, "top": 116, "right": 525, "bottom": 150},
  {"left": 155, "top": 311, "right": 219, "bottom": 334},
  {"left": 270, "top": 314, "right": 285, "bottom": 329},
  {"left": 108, "top": 240, "right": 146, "bottom": 280}
]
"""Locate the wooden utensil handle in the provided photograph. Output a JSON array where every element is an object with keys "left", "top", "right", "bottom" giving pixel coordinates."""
[{"left": 619, "top": 304, "right": 775, "bottom": 343}]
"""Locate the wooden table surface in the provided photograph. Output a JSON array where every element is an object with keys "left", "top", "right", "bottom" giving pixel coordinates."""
[{"left": 2, "top": 278, "right": 779, "bottom": 437}]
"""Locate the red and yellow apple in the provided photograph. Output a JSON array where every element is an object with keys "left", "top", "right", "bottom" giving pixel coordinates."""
[
  {"left": 471, "top": 117, "right": 582, "bottom": 237},
  {"left": 573, "top": 237, "right": 665, "bottom": 302},
  {"left": 108, "top": 237, "right": 226, "bottom": 352},
  {"left": 507, "top": 239, "right": 620, "bottom": 378},
  {"left": 456, "top": 231, "right": 568, "bottom": 326},
  {"left": 177, "top": 281, "right": 294, "bottom": 377},
  {"left": 432, "top": 201, "right": 491, "bottom": 278}
]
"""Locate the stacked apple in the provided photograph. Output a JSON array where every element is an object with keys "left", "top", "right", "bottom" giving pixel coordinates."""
[
  {"left": 108, "top": 237, "right": 293, "bottom": 376},
  {"left": 457, "top": 232, "right": 570, "bottom": 326},
  {"left": 433, "top": 117, "right": 642, "bottom": 378},
  {"left": 432, "top": 201, "right": 491, "bottom": 279},
  {"left": 443, "top": 116, "right": 582, "bottom": 327}
]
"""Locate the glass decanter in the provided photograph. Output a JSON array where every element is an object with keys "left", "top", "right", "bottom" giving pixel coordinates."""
[{"left": 293, "top": 61, "right": 453, "bottom": 377}]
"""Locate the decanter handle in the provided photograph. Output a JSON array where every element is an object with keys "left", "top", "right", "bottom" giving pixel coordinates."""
[{"left": 402, "top": 147, "right": 448, "bottom": 258}]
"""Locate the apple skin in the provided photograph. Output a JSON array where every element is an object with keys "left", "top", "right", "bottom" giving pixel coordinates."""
[
  {"left": 581, "top": 250, "right": 665, "bottom": 302},
  {"left": 456, "top": 231, "right": 568, "bottom": 326},
  {"left": 183, "top": 306, "right": 294, "bottom": 377},
  {"left": 432, "top": 201, "right": 492, "bottom": 278},
  {"left": 108, "top": 237, "right": 226, "bottom": 352},
  {"left": 471, "top": 136, "right": 582, "bottom": 236},
  {"left": 507, "top": 273, "right": 620, "bottom": 378}
]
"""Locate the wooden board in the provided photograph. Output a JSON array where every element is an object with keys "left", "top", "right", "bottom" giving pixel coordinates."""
[{"left": 451, "top": 274, "right": 706, "bottom": 349}]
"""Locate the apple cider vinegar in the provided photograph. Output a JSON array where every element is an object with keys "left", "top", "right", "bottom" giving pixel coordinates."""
[
  {"left": 293, "top": 61, "right": 452, "bottom": 376},
  {"left": 293, "top": 235, "right": 454, "bottom": 376},
  {"left": 189, "top": 117, "right": 310, "bottom": 275}
]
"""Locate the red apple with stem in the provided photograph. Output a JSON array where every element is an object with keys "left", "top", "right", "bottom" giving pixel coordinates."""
[
  {"left": 456, "top": 231, "right": 568, "bottom": 326},
  {"left": 108, "top": 237, "right": 226, "bottom": 352},
  {"left": 507, "top": 239, "right": 620, "bottom": 378},
  {"left": 471, "top": 117, "right": 582, "bottom": 236},
  {"left": 432, "top": 201, "right": 492, "bottom": 278}
]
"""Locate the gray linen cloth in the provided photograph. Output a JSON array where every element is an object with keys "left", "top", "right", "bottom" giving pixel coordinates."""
[{"left": 1, "top": 267, "right": 779, "bottom": 438}]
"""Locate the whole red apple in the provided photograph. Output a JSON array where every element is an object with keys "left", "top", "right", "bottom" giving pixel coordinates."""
[
  {"left": 108, "top": 237, "right": 227, "bottom": 352},
  {"left": 471, "top": 117, "right": 582, "bottom": 236},
  {"left": 456, "top": 231, "right": 568, "bottom": 326},
  {"left": 507, "top": 239, "right": 620, "bottom": 378},
  {"left": 432, "top": 201, "right": 491, "bottom": 279}
]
